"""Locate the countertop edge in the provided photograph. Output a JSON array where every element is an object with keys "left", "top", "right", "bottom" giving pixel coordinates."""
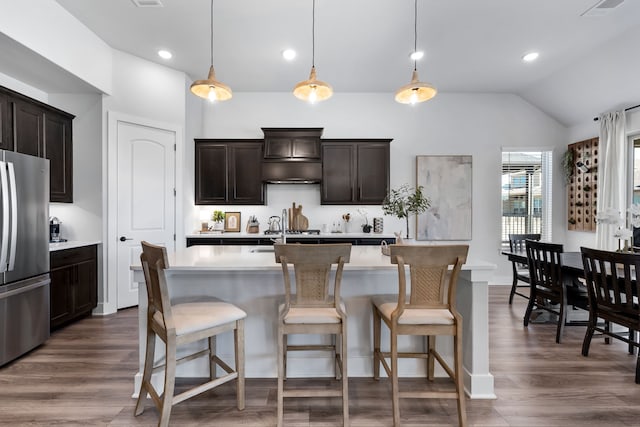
[{"left": 49, "top": 240, "right": 102, "bottom": 252}]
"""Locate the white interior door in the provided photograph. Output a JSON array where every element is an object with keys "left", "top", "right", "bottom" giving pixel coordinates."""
[{"left": 116, "top": 121, "right": 175, "bottom": 309}]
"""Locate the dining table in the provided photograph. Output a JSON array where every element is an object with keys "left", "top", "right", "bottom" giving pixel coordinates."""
[{"left": 502, "top": 249, "right": 584, "bottom": 277}]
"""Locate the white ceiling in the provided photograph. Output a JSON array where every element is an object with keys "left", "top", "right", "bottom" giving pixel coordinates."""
[{"left": 11, "top": 0, "right": 640, "bottom": 126}]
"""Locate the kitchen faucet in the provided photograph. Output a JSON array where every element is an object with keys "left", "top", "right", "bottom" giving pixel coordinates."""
[{"left": 281, "top": 208, "right": 287, "bottom": 244}]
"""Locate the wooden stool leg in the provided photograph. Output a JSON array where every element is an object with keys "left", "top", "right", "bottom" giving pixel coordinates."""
[
  {"left": 209, "top": 335, "right": 216, "bottom": 380},
  {"left": 277, "top": 327, "right": 285, "bottom": 427},
  {"left": 235, "top": 319, "right": 245, "bottom": 411},
  {"left": 427, "top": 335, "right": 436, "bottom": 381},
  {"left": 372, "top": 305, "right": 381, "bottom": 380},
  {"left": 455, "top": 326, "right": 467, "bottom": 427},
  {"left": 134, "top": 326, "right": 156, "bottom": 416},
  {"left": 159, "top": 338, "right": 177, "bottom": 427},
  {"left": 341, "top": 324, "right": 349, "bottom": 427},
  {"left": 391, "top": 330, "right": 400, "bottom": 427}
]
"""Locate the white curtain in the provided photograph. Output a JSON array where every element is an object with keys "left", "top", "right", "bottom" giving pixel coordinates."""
[{"left": 596, "top": 110, "right": 627, "bottom": 250}]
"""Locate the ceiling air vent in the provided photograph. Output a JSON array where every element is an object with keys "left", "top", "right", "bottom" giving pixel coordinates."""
[
  {"left": 131, "top": 0, "right": 164, "bottom": 7},
  {"left": 581, "top": 0, "right": 624, "bottom": 16}
]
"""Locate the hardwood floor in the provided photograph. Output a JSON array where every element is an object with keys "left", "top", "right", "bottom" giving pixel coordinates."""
[{"left": 1, "top": 286, "right": 639, "bottom": 426}]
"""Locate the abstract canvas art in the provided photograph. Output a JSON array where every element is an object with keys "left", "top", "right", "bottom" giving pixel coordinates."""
[{"left": 416, "top": 155, "right": 472, "bottom": 240}]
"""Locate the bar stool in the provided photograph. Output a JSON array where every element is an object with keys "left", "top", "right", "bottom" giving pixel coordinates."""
[
  {"left": 372, "top": 244, "right": 469, "bottom": 427},
  {"left": 273, "top": 243, "right": 352, "bottom": 427},
  {"left": 135, "top": 241, "right": 246, "bottom": 427}
]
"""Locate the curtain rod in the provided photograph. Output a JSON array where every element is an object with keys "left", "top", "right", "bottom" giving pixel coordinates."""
[{"left": 593, "top": 104, "right": 640, "bottom": 121}]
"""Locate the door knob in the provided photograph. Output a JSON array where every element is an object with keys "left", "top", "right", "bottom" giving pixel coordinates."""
[{"left": 119, "top": 236, "right": 133, "bottom": 242}]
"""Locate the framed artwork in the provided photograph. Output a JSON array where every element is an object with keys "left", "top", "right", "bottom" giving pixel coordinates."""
[
  {"left": 416, "top": 155, "right": 472, "bottom": 241},
  {"left": 224, "top": 211, "right": 241, "bottom": 232}
]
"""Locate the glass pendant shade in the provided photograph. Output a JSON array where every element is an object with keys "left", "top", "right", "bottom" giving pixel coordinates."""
[
  {"left": 293, "top": 66, "right": 333, "bottom": 103},
  {"left": 395, "top": 69, "right": 436, "bottom": 104},
  {"left": 190, "top": 65, "right": 232, "bottom": 101}
]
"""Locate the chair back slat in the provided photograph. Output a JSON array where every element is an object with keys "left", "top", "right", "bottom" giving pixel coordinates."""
[
  {"left": 525, "top": 240, "right": 564, "bottom": 296},
  {"left": 509, "top": 233, "right": 541, "bottom": 252},
  {"left": 581, "top": 247, "right": 640, "bottom": 318},
  {"left": 390, "top": 245, "right": 469, "bottom": 310},
  {"left": 140, "top": 241, "right": 173, "bottom": 329},
  {"left": 274, "top": 243, "right": 352, "bottom": 308}
]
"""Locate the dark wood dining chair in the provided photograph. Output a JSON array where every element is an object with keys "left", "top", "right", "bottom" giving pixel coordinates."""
[
  {"left": 508, "top": 233, "right": 541, "bottom": 304},
  {"left": 524, "top": 240, "right": 588, "bottom": 343},
  {"left": 580, "top": 247, "right": 640, "bottom": 383}
]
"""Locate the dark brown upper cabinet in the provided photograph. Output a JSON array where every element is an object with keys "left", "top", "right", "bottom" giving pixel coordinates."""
[
  {"left": 195, "top": 139, "right": 265, "bottom": 205},
  {"left": 0, "top": 86, "right": 74, "bottom": 202},
  {"left": 45, "top": 111, "right": 73, "bottom": 202},
  {"left": 262, "top": 128, "right": 323, "bottom": 160},
  {"left": 13, "top": 98, "right": 44, "bottom": 158},
  {"left": 0, "top": 92, "right": 11, "bottom": 151},
  {"left": 321, "top": 139, "right": 391, "bottom": 205}
]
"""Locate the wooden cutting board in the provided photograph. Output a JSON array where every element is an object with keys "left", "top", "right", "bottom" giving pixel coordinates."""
[{"left": 289, "top": 202, "right": 308, "bottom": 231}]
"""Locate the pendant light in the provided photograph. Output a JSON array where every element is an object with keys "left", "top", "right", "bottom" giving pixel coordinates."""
[
  {"left": 190, "top": 0, "right": 232, "bottom": 102},
  {"left": 293, "top": 0, "right": 333, "bottom": 103},
  {"left": 395, "top": 0, "right": 436, "bottom": 104}
]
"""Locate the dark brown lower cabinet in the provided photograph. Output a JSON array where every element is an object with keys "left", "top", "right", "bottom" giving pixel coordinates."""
[{"left": 50, "top": 245, "right": 97, "bottom": 330}]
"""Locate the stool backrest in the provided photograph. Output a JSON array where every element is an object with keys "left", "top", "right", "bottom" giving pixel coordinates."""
[
  {"left": 274, "top": 243, "right": 351, "bottom": 308},
  {"left": 389, "top": 245, "right": 469, "bottom": 311},
  {"left": 140, "top": 241, "right": 173, "bottom": 330}
]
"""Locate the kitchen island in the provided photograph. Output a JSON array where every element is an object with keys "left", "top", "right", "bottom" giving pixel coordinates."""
[{"left": 131, "top": 245, "right": 496, "bottom": 399}]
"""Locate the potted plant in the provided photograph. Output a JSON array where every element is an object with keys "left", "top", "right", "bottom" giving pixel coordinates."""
[
  {"left": 211, "top": 210, "right": 225, "bottom": 233},
  {"left": 381, "top": 184, "right": 431, "bottom": 239}
]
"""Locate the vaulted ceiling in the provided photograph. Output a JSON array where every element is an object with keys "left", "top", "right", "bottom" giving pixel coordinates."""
[{"left": 8, "top": 0, "right": 640, "bottom": 126}]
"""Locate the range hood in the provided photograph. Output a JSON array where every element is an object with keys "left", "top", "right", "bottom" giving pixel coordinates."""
[{"left": 262, "top": 161, "right": 322, "bottom": 184}]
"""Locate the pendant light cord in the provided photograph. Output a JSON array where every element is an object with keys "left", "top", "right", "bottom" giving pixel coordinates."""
[
  {"left": 413, "top": 0, "right": 417, "bottom": 72},
  {"left": 210, "top": 0, "right": 214, "bottom": 66},
  {"left": 312, "top": 0, "right": 316, "bottom": 68}
]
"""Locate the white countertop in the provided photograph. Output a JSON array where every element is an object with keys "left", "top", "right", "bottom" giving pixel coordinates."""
[
  {"left": 138, "top": 245, "right": 496, "bottom": 273},
  {"left": 186, "top": 232, "right": 396, "bottom": 239},
  {"left": 49, "top": 240, "right": 102, "bottom": 252}
]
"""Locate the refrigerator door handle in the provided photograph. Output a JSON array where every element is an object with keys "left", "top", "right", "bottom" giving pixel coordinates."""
[
  {"left": 0, "top": 161, "right": 8, "bottom": 273},
  {"left": 7, "top": 162, "right": 17, "bottom": 271}
]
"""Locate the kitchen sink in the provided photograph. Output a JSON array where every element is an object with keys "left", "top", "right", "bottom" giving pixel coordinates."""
[{"left": 249, "top": 246, "right": 275, "bottom": 253}]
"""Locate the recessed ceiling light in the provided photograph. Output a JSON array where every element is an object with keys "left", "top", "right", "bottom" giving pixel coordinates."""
[
  {"left": 522, "top": 52, "right": 539, "bottom": 62},
  {"left": 158, "top": 49, "right": 172, "bottom": 60},
  {"left": 410, "top": 51, "right": 424, "bottom": 61},
  {"left": 282, "top": 49, "right": 296, "bottom": 61}
]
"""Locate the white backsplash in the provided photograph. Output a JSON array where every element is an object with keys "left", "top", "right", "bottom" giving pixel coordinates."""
[{"left": 194, "top": 184, "right": 402, "bottom": 235}]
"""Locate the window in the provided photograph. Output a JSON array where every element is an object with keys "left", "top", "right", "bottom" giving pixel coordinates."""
[
  {"left": 501, "top": 150, "right": 553, "bottom": 245},
  {"left": 632, "top": 138, "right": 640, "bottom": 243}
]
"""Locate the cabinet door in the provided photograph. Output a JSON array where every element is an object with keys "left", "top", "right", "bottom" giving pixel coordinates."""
[
  {"left": 13, "top": 99, "right": 44, "bottom": 157},
  {"left": 357, "top": 143, "right": 389, "bottom": 204},
  {"left": 264, "top": 138, "right": 291, "bottom": 158},
  {"left": 74, "top": 258, "right": 97, "bottom": 315},
  {"left": 0, "top": 92, "right": 12, "bottom": 151},
  {"left": 291, "top": 138, "right": 320, "bottom": 159},
  {"left": 229, "top": 143, "right": 264, "bottom": 204},
  {"left": 50, "top": 266, "right": 74, "bottom": 329},
  {"left": 321, "top": 144, "right": 355, "bottom": 204},
  {"left": 45, "top": 111, "right": 73, "bottom": 202},
  {"left": 195, "top": 143, "right": 228, "bottom": 204}
]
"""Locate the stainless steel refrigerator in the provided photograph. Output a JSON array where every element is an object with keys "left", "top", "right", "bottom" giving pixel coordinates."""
[{"left": 0, "top": 151, "right": 50, "bottom": 366}]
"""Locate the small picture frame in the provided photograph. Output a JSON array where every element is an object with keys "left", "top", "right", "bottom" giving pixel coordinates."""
[{"left": 224, "top": 211, "right": 241, "bottom": 232}]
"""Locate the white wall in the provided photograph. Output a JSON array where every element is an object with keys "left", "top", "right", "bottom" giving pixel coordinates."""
[
  {"left": 48, "top": 93, "right": 103, "bottom": 242},
  {"left": 188, "top": 92, "right": 568, "bottom": 282},
  {"left": 0, "top": 0, "right": 112, "bottom": 94}
]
